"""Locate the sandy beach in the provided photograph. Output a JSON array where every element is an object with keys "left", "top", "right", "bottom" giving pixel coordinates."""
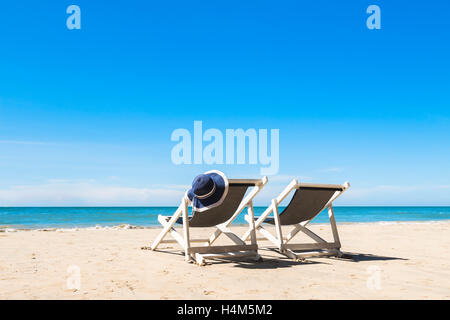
[{"left": 1, "top": 221, "right": 449, "bottom": 300}]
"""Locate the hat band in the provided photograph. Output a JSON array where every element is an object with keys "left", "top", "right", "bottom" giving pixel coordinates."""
[{"left": 195, "top": 183, "right": 216, "bottom": 199}]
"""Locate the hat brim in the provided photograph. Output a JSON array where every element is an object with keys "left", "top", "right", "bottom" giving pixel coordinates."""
[{"left": 186, "top": 170, "right": 229, "bottom": 212}]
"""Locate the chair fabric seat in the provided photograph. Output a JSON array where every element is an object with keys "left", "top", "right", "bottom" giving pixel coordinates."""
[
  {"left": 175, "top": 184, "right": 250, "bottom": 227},
  {"left": 256, "top": 187, "right": 343, "bottom": 226}
]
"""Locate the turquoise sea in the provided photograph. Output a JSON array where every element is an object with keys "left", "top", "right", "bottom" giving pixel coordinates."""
[{"left": 0, "top": 207, "right": 449, "bottom": 230}]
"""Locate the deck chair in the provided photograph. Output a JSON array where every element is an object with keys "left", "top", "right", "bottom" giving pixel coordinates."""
[
  {"left": 150, "top": 177, "right": 268, "bottom": 265},
  {"left": 242, "top": 179, "right": 350, "bottom": 261}
]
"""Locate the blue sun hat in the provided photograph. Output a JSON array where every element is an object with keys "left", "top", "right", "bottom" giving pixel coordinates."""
[{"left": 186, "top": 170, "right": 229, "bottom": 212}]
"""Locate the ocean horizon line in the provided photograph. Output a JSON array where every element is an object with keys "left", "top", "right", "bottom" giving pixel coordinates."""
[
  {"left": 1, "top": 206, "right": 449, "bottom": 230},
  {"left": 2, "top": 219, "right": 450, "bottom": 231}
]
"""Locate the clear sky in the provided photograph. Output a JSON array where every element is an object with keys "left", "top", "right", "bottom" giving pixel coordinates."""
[{"left": 0, "top": 1, "right": 449, "bottom": 206}]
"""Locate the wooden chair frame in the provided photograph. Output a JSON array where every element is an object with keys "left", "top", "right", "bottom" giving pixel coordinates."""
[
  {"left": 150, "top": 177, "right": 268, "bottom": 265},
  {"left": 242, "top": 179, "right": 350, "bottom": 261}
]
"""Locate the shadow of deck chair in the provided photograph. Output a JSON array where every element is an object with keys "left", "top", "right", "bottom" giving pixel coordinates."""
[
  {"left": 242, "top": 179, "right": 350, "bottom": 261},
  {"left": 150, "top": 177, "right": 268, "bottom": 265}
]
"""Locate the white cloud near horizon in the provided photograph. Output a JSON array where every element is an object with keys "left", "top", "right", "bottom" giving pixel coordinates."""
[
  {"left": 0, "top": 140, "right": 59, "bottom": 146},
  {"left": 343, "top": 184, "right": 450, "bottom": 205},
  {"left": 0, "top": 180, "right": 188, "bottom": 206},
  {"left": 0, "top": 180, "right": 449, "bottom": 206},
  {"left": 320, "top": 167, "right": 344, "bottom": 173},
  {"left": 267, "top": 174, "right": 314, "bottom": 183}
]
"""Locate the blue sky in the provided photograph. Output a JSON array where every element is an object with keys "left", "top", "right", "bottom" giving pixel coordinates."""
[{"left": 0, "top": 1, "right": 449, "bottom": 206}]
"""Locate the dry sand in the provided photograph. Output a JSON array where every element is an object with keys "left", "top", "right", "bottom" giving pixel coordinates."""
[{"left": 1, "top": 222, "right": 449, "bottom": 299}]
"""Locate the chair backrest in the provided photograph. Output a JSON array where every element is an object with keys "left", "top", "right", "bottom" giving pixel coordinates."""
[
  {"left": 278, "top": 186, "right": 344, "bottom": 225},
  {"left": 188, "top": 182, "right": 256, "bottom": 228}
]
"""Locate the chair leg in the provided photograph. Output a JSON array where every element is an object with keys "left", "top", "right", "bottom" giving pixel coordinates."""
[
  {"left": 328, "top": 205, "right": 341, "bottom": 249},
  {"left": 244, "top": 214, "right": 282, "bottom": 250},
  {"left": 333, "top": 249, "right": 344, "bottom": 258},
  {"left": 248, "top": 202, "right": 257, "bottom": 246},
  {"left": 151, "top": 204, "right": 183, "bottom": 250},
  {"left": 194, "top": 253, "right": 206, "bottom": 266},
  {"left": 272, "top": 199, "right": 284, "bottom": 251},
  {"left": 156, "top": 215, "right": 185, "bottom": 248},
  {"left": 283, "top": 249, "right": 305, "bottom": 261},
  {"left": 182, "top": 198, "right": 191, "bottom": 262},
  {"left": 248, "top": 202, "right": 262, "bottom": 261},
  {"left": 242, "top": 204, "right": 274, "bottom": 242}
]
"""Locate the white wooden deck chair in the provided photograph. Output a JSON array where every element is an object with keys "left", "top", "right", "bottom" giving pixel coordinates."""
[
  {"left": 242, "top": 179, "right": 350, "bottom": 261},
  {"left": 150, "top": 177, "right": 268, "bottom": 265}
]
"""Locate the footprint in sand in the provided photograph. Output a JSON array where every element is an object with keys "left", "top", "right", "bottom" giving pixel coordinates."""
[{"left": 203, "top": 290, "right": 215, "bottom": 295}]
